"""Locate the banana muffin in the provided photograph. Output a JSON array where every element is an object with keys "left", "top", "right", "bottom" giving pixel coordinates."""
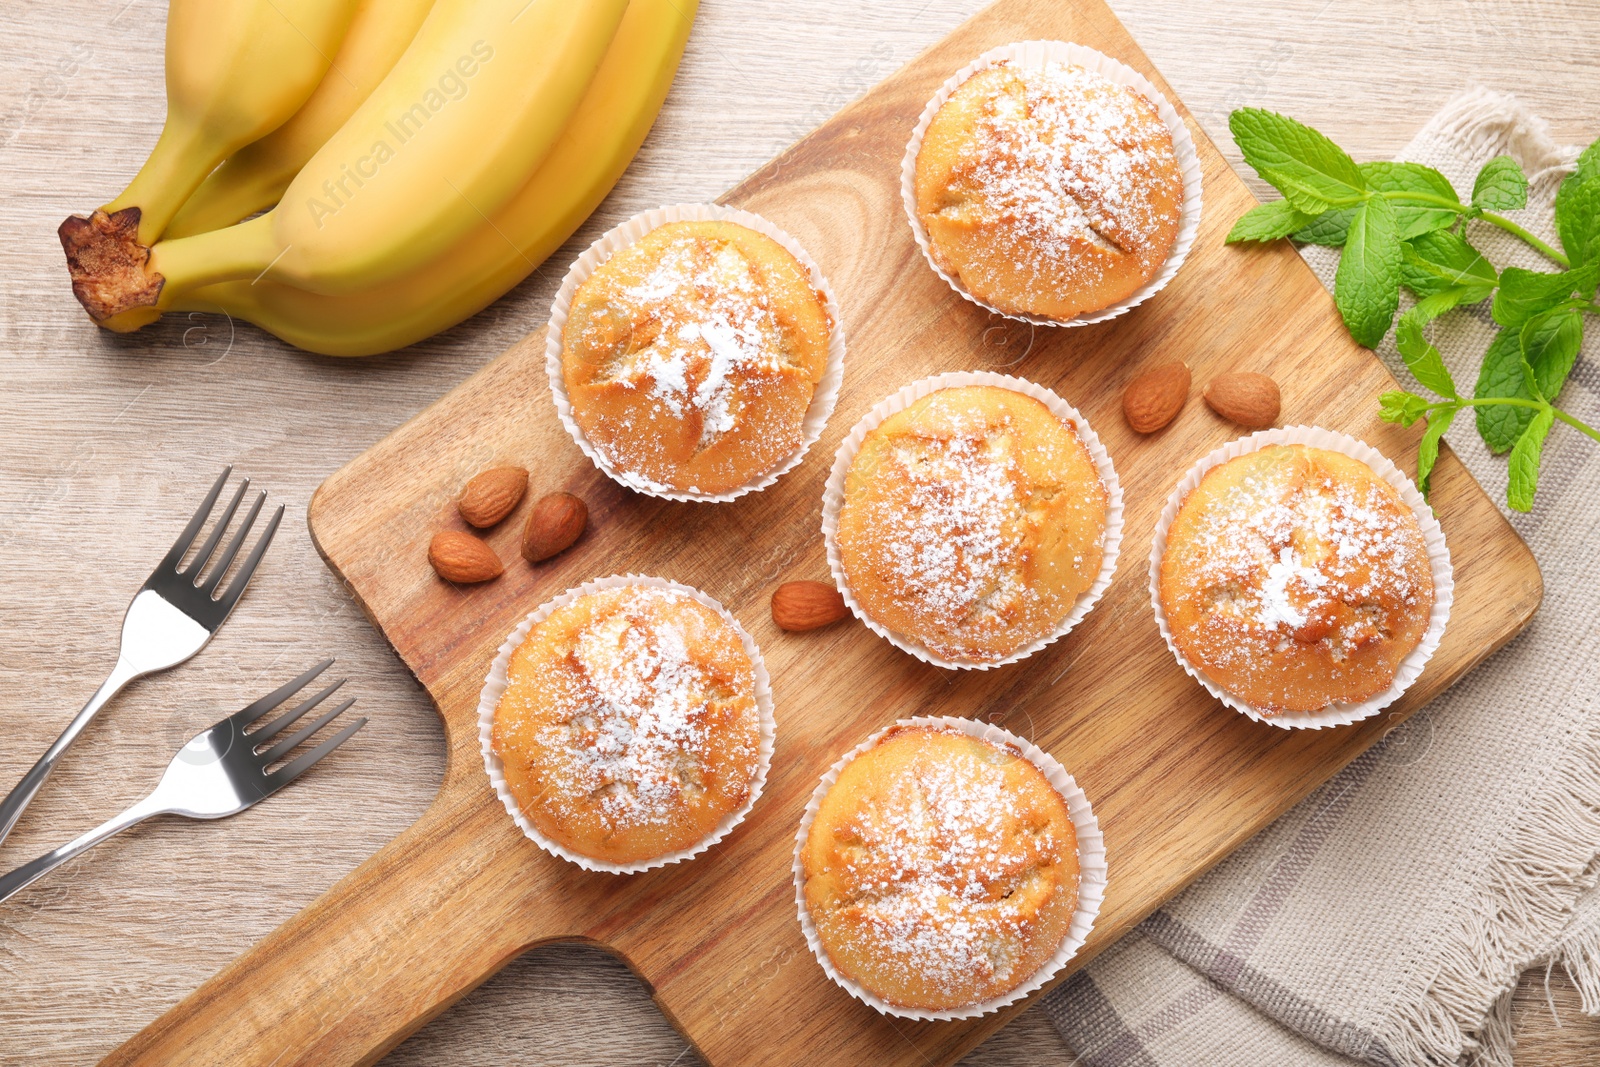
[
  {"left": 1159, "top": 444, "right": 1435, "bottom": 715},
  {"left": 914, "top": 60, "right": 1183, "bottom": 320},
  {"left": 561, "top": 219, "right": 832, "bottom": 495},
  {"left": 834, "top": 385, "right": 1109, "bottom": 663},
  {"left": 491, "top": 584, "right": 764, "bottom": 867},
  {"left": 800, "top": 724, "right": 1080, "bottom": 1012}
]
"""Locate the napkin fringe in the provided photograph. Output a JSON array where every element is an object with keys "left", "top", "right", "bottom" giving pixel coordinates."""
[
  {"left": 1559, "top": 918, "right": 1600, "bottom": 1016},
  {"left": 1379, "top": 716, "right": 1600, "bottom": 1067},
  {"left": 1467, "top": 986, "right": 1516, "bottom": 1067},
  {"left": 1551, "top": 852, "right": 1600, "bottom": 1018},
  {"left": 1420, "top": 86, "right": 1573, "bottom": 186}
]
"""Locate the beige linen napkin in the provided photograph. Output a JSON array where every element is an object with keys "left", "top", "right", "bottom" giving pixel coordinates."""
[{"left": 1043, "top": 88, "right": 1600, "bottom": 1067}]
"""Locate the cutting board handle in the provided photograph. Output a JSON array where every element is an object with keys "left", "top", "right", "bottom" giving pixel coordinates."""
[{"left": 103, "top": 778, "right": 574, "bottom": 1066}]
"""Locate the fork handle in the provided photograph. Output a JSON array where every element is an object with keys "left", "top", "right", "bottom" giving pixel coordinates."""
[
  {"left": 0, "top": 793, "right": 167, "bottom": 905},
  {"left": 0, "top": 656, "right": 143, "bottom": 849}
]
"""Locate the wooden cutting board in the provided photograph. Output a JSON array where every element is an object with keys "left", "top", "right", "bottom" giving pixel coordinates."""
[{"left": 104, "top": 0, "right": 1542, "bottom": 1064}]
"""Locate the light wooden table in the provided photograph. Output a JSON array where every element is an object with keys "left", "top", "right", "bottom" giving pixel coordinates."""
[{"left": 1, "top": 1, "right": 1595, "bottom": 1064}]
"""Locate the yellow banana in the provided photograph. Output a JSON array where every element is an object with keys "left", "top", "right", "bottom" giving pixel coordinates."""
[
  {"left": 65, "top": 0, "right": 628, "bottom": 322},
  {"left": 170, "top": 0, "right": 697, "bottom": 357},
  {"left": 101, "top": 0, "right": 362, "bottom": 246},
  {"left": 164, "top": 0, "right": 438, "bottom": 240}
]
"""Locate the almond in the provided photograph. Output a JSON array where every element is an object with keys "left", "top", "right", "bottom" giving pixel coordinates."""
[
  {"left": 1204, "top": 372, "right": 1281, "bottom": 428},
  {"left": 521, "top": 492, "right": 587, "bottom": 563},
  {"left": 771, "top": 580, "right": 848, "bottom": 632},
  {"left": 1123, "top": 361, "right": 1190, "bottom": 433},
  {"left": 428, "top": 530, "right": 503, "bottom": 583},
  {"left": 457, "top": 466, "right": 527, "bottom": 528}
]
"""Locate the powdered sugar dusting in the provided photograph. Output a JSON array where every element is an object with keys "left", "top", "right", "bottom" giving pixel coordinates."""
[
  {"left": 820, "top": 729, "right": 1075, "bottom": 1000},
  {"left": 533, "top": 587, "right": 757, "bottom": 832},
  {"left": 981, "top": 65, "right": 1172, "bottom": 249},
  {"left": 569, "top": 224, "right": 820, "bottom": 489},
  {"left": 616, "top": 238, "right": 782, "bottom": 441},
  {"left": 883, "top": 432, "right": 1024, "bottom": 622},
  {"left": 1163, "top": 446, "right": 1435, "bottom": 711},
  {"left": 924, "top": 60, "right": 1182, "bottom": 311},
  {"left": 843, "top": 391, "right": 1107, "bottom": 661}
]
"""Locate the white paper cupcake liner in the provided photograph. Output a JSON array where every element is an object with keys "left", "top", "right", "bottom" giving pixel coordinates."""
[
  {"left": 792, "top": 715, "right": 1107, "bottom": 1021},
  {"left": 476, "top": 573, "right": 776, "bottom": 873},
  {"left": 1149, "top": 426, "right": 1454, "bottom": 730},
  {"left": 821, "top": 371, "right": 1123, "bottom": 670},
  {"left": 901, "top": 39, "right": 1204, "bottom": 328},
  {"left": 546, "top": 204, "right": 847, "bottom": 503}
]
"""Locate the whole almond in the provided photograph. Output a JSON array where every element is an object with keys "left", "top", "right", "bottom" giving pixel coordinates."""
[
  {"left": 457, "top": 466, "right": 528, "bottom": 528},
  {"left": 521, "top": 492, "right": 587, "bottom": 563},
  {"left": 1204, "top": 372, "right": 1281, "bottom": 428},
  {"left": 1123, "top": 361, "right": 1190, "bottom": 433},
  {"left": 771, "top": 580, "right": 849, "bottom": 632},
  {"left": 428, "top": 530, "right": 503, "bottom": 583}
]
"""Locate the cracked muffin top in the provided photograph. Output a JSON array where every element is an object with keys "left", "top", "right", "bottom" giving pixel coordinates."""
[
  {"left": 491, "top": 585, "right": 763, "bottom": 867},
  {"left": 561, "top": 220, "right": 831, "bottom": 496},
  {"left": 913, "top": 60, "right": 1183, "bottom": 320},
  {"left": 1159, "top": 444, "right": 1435, "bottom": 715},
  {"left": 835, "top": 385, "right": 1108, "bottom": 664},
  {"left": 801, "top": 724, "right": 1080, "bottom": 1012}
]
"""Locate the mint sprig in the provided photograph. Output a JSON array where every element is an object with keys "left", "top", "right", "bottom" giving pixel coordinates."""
[{"left": 1228, "top": 108, "right": 1600, "bottom": 512}]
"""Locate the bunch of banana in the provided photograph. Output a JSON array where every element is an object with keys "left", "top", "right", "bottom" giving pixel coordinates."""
[
  {"left": 60, "top": 0, "right": 697, "bottom": 357},
  {"left": 165, "top": 0, "right": 439, "bottom": 239}
]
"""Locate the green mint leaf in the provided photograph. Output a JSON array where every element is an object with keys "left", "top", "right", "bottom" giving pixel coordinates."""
[
  {"left": 1554, "top": 138, "right": 1600, "bottom": 268},
  {"left": 1553, "top": 174, "right": 1600, "bottom": 272},
  {"left": 1520, "top": 306, "right": 1585, "bottom": 400},
  {"left": 1506, "top": 405, "right": 1556, "bottom": 512},
  {"left": 1416, "top": 404, "right": 1458, "bottom": 497},
  {"left": 1293, "top": 207, "right": 1355, "bottom": 246},
  {"left": 1474, "top": 328, "right": 1536, "bottom": 452},
  {"left": 1411, "top": 287, "right": 1478, "bottom": 322},
  {"left": 1492, "top": 263, "right": 1600, "bottom": 327},
  {"left": 1227, "top": 199, "right": 1317, "bottom": 243},
  {"left": 1572, "top": 137, "right": 1600, "bottom": 185},
  {"left": 1230, "top": 109, "right": 1368, "bottom": 213},
  {"left": 1334, "top": 193, "right": 1402, "bottom": 347},
  {"left": 1365, "top": 161, "right": 1461, "bottom": 239},
  {"left": 1395, "top": 301, "right": 1459, "bottom": 398},
  {"left": 1379, "top": 390, "right": 1431, "bottom": 427},
  {"left": 1471, "top": 155, "right": 1529, "bottom": 211},
  {"left": 1400, "top": 230, "right": 1498, "bottom": 298}
]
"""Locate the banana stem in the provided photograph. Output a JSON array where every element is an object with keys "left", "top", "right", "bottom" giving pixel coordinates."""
[
  {"left": 148, "top": 214, "right": 283, "bottom": 301},
  {"left": 103, "top": 115, "right": 222, "bottom": 245}
]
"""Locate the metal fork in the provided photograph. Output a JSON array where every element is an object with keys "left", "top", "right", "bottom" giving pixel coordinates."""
[
  {"left": 0, "top": 661, "right": 364, "bottom": 904},
  {"left": 0, "top": 467, "right": 283, "bottom": 849}
]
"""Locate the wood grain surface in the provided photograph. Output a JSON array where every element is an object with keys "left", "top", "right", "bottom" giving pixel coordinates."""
[{"left": 0, "top": 1, "right": 1594, "bottom": 1065}]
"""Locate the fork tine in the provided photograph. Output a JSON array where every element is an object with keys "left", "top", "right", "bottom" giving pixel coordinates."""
[
  {"left": 252, "top": 678, "right": 345, "bottom": 743},
  {"left": 214, "top": 504, "right": 284, "bottom": 608},
  {"left": 229, "top": 659, "right": 334, "bottom": 729},
  {"left": 199, "top": 490, "right": 265, "bottom": 593},
  {"left": 157, "top": 466, "right": 232, "bottom": 573},
  {"left": 264, "top": 717, "right": 366, "bottom": 789},
  {"left": 184, "top": 477, "right": 249, "bottom": 579},
  {"left": 259, "top": 697, "right": 356, "bottom": 767}
]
